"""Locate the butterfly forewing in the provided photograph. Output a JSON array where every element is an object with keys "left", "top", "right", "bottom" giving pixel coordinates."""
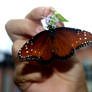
[
  {"left": 19, "top": 31, "right": 52, "bottom": 61},
  {"left": 71, "top": 30, "right": 92, "bottom": 49},
  {"left": 53, "top": 29, "right": 74, "bottom": 57},
  {"left": 53, "top": 28, "right": 92, "bottom": 57}
]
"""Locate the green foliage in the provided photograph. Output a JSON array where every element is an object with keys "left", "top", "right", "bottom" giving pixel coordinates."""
[{"left": 57, "top": 13, "right": 68, "bottom": 22}]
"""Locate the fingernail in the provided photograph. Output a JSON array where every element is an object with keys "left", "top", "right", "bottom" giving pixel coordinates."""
[{"left": 36, "top": 26, "right": 44, "bottom": 33}]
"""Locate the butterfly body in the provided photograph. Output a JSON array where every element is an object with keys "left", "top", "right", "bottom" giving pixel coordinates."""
[{"left": 18, "top": 27, "right": 92, "bottom": 64}]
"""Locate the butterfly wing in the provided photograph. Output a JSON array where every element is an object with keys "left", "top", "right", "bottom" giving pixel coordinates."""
[
  {"left": 18, "top": 31, "right": 52, "bottom": 63},
  {"left": 18, "top": 27, "right": 92, "bottom": 63},
  {"left": 53, "top": 27, "right": 92, "bottom": 59}
]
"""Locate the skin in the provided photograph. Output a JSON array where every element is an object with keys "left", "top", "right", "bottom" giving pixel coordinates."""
[{"left": 5, "top": 7, "right": 89, "bottom": 92}]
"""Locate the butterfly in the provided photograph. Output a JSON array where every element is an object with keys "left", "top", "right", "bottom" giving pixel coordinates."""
[{"left": 18, "top": 27, "right": 92, "bottom": 64}]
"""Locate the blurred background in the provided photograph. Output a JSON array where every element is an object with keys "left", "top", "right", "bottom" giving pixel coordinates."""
[{"left": 0, "top": 0, "right": 92, "bottom": 92}]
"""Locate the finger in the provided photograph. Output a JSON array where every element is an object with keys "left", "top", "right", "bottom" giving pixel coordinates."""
[
  {"left": 25, "top": 7, "right": 54, "bottom": 20},
  {"left": 5, "top": 19, "right": 44, "bottom": 42},
  {"left": 26, "top": 7, "right": 64, "bottom": 27}
]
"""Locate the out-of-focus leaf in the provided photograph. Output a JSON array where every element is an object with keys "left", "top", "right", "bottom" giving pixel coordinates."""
[{"left": 57, "top": 13, "right": 68, "bottom": 22}]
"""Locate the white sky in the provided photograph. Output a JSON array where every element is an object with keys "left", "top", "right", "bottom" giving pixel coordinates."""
[{"left": 0, "top": 0, "right": 92, "bottom": 53}]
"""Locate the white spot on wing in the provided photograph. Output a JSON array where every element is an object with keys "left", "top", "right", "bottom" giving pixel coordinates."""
[{"left": 26, "top": 51, "right": 29, "bottom": 53}]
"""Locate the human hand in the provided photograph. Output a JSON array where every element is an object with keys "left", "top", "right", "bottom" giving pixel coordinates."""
[{"left": 6, "top": 7, "right": 88, "bottom": 92}]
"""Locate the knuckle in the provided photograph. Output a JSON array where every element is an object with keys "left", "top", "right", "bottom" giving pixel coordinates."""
[{"left": 5, "top": 19, "right": 15, "bottom": 32}]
